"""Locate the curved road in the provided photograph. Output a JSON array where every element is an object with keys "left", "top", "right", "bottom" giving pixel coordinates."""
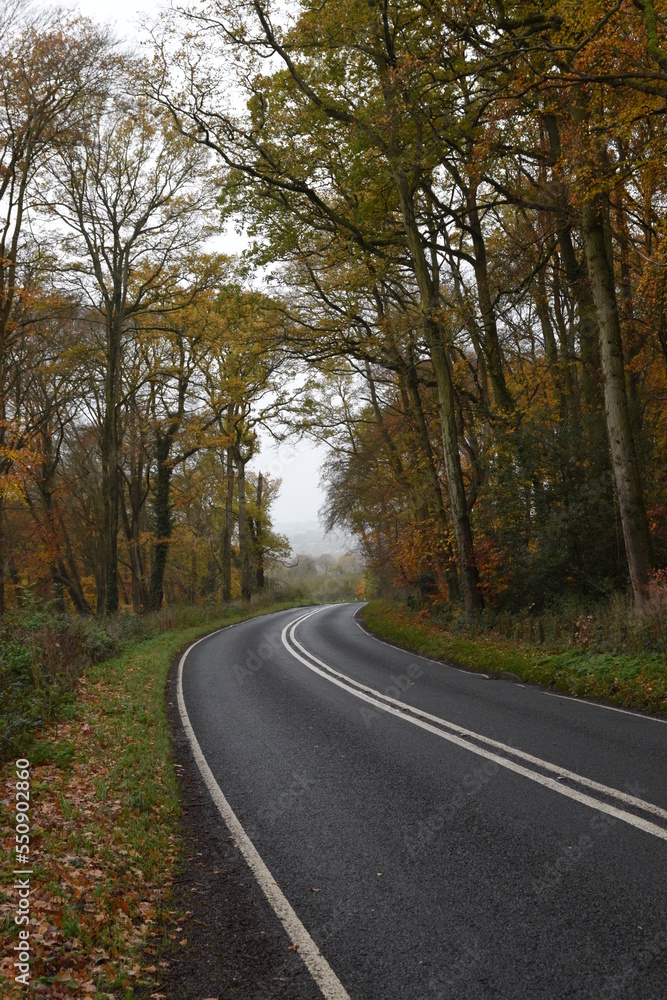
[{"left": 179, "top": 603, "right": 667, "bottom": 999}]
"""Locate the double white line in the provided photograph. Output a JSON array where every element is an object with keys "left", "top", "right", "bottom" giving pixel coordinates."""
[{"left": 282, "top": 608, "right": 667, "bottom": 842}]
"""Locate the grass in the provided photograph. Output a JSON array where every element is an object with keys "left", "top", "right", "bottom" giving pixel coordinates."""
[
  {"left": 0, "top": 594, "right": 317, "bottom": 765},
  {"left": 360, "top": 600, "right": 667, "bottom": 715},
  {"left": 0, "top": 598, "right": 309, "bottom": 999}
]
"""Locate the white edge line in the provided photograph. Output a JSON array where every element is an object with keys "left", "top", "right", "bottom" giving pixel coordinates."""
[
  {"left": 539, "top": 687, "right": 667, "bottom": 723},
  {"left": 177, "top": 620, "right": 351, "bottom": 1000},
  {"left": 351, "top": 607, "right": 489, "bottom": 677},
  {"left": 298, "top": 613, "right": 667, "bottom": 821},
  {"left": 351, "top": 606, "right": 667, "bottom": 723},
  {"left": 284, "top": 612, "right": 667, "bottom": 842}
]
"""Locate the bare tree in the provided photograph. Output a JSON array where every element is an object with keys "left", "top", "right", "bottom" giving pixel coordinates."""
[{"left": 47, "top": 69, "right": 213, "bottom": 612}]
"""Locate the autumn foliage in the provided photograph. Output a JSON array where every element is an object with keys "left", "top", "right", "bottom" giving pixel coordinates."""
[
  {"left": 2, "top": 0, "right": 667, "bottom": 618},
  {"left": 148, "top": 0, "right": 667, "bottom": 611}
]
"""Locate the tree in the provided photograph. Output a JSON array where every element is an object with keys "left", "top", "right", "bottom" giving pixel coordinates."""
[
  {"left": 151, "top": 0, "right": 491, "bottom": 610},
  {"left": 48, "top": 70, "right": 212, "bottom": 612},
  {"left": 200, "top": 284, "right": 296, "bottom": 601},
  {"left": 0, "top": 2, "right": 108, "bottom": 611}
]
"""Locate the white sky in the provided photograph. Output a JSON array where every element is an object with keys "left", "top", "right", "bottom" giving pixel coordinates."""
[
  {"left": 68, "top": 0, "right": 329, "bottom": 532},
  {"left": 259, "top": 437, "right": 328, "bottom": 533},
  {"left": 70, "top": 0, "right": 162, "bottom": 33}
]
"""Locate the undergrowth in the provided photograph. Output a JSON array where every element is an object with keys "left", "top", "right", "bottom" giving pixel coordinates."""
[
  {"left": 0, "top": 592, "right": 291, "bottom": 763},
  {"left": 428, "top": 584, "right": 667, "bottom": 656}
]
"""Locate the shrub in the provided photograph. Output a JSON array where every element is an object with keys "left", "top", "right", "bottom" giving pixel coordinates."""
[{"left": 0, "top": 597, "right": 119, "bottom": 762}]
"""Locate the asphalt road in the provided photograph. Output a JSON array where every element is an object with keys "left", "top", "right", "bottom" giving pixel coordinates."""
[{"left": 179, "top": 603, "right": 667, "bottom": 999}]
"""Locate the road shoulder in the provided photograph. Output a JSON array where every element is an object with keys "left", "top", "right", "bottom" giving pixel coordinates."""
[{"left": 145, "top": 642, "right": 322, "bottom": 1000}]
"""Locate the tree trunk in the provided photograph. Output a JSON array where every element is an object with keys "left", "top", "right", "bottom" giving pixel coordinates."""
[
  {"left": 221, "top": 447, "right": 234, "bottom": 602},
  {"left": 0, "top": 381, "right": 7, "bottom": 615},
  {"left": 102, "top": 314, "right": 122, "bottom": 614},
  {"left": 8, "top": 555, "right": 22, "bottom": 609},
  {"left": 0, "top": 497, "right": 5, "bottom": 616},
  {"left": 615, "top": 199, "right": 643, "bottom": 443},
  {"left": 425, "top": 322, "right": 484, "bottom": 613},
  {"left": 551, "top": 259, "right": 577, "bottom": 409},
  {"left": 102, "top": 423, "right": 120, "bottom": 614},
  {"left": 255, "top": 472, "right": 265, "bottom": 590},
  {"left": 57, "top": 518, "right": 92, "bottom": 614},
  {"left": 391, "top": 164, "right": 483, "bottom": 613},
  {"left": 543, "top": 114, "right": 605, "bottom": 415},
  {"left": 94, "top": 537, "right": 106, "bottom": 616},
  {"left": 467, "top": 185, "right": 514, "bottom": 412},
  {"left": 148, "top": 432, "right": 173, "bottom": 611},
  {"left": 581, "top": 196, "right": 653, "bottom": 603},
  {"left": 534, "top": 269, "right": 559, "bottom": 367},
  {"left": 235, "top": 453, "right": 252, "bottom": 601},
  {"left": 121, "top": 400, "right": 149, "bottom": 612},
  {"left": 54, "top": 560, "right": 92, "bottom": 614},
  {"left": 121, "top": 494, "right": 147, "bottom": 613},
  {"left": 403, "top": 361, "right": 460, "bottom": 602}
]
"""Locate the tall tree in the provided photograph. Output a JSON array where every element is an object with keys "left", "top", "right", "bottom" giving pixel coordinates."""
[
  {"left": 48, "top": 72, "right": 212, "bottom": 612},
  {"left": 0, "top": 3, "right": 107, "bottom": 611},
  {"left": 151, "top": 0, "right": 492, "bottom": 610}
]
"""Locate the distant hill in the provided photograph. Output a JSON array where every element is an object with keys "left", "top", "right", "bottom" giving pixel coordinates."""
[{"left": 275, "top": 520, "right": 357, "bottom": 557}]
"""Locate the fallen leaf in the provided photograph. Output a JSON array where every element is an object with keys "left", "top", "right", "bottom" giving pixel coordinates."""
[{"left": 288, "top": 943, "right": 299, "bottom": 952}]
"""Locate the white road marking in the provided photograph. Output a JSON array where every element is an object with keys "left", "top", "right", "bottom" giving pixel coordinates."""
[
  {"left": 539, "top": 687, "right": 667, "bottom": 723},
  {"left": 352, "top": 611, "right": 489, "bottom": 677},
  {"left": 178, "top": 623, "right": 351, "bottom": 1000},
  {"left": 283, "top": 610, "right": 667, "bottom": 841},
  {"left": 352, "top": 605, "right": 667, "bottom": 723}
]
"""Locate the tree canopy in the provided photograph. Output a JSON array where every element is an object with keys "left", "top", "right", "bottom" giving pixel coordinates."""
[{"left": 1, "top": 0, "right": 665, "bottom": 613}]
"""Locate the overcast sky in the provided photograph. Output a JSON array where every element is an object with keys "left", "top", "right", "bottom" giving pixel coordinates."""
[
  {"left": 69, "top": 0, "right": 330, "bottom": 531},
  {"left": 71, "top": 0, "right": 161, "bottom": 31}
]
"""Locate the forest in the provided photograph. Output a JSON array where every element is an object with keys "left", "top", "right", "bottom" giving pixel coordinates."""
[{"left": 1, "top": 0, "right": 667, "bottom": 622}]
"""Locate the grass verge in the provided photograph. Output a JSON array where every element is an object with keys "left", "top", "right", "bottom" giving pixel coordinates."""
[
  {"left": 0, "top": 600, "right": 307, "bottom": 999},
  {"left": 360, "top": 600, "right": 667, "bottom": 715}
]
